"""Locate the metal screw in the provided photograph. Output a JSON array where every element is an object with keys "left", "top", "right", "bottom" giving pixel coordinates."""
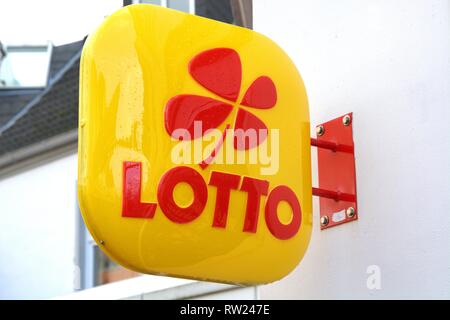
[
  {"left": 316, "top": 125, "right": 325, "bottom": 136},
  {"left": 320, "top": 215, "right": 329, "bottom": 227},
  {"left": 99, "top": 240, "right": 105, "bottom": 245},
  {"left": 346, "top": 207, "right": 355, "bottom": 218},
  {"left": 342, "top": 115, "right": 352, "bottom": 126}
]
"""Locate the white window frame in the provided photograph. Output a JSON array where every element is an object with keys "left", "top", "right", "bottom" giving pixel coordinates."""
[{"left": 134, "top": 0, "right": 195, "bottom": 14}]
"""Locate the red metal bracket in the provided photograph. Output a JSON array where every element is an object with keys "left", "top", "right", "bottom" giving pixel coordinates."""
[{"left": 311, "top": 113, "right": 358, "bottom": 230}]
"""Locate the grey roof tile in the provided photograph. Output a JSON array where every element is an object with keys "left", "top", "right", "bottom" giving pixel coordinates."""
[{"left": 0, "top": 40, "right": 83, "bottom": 157}]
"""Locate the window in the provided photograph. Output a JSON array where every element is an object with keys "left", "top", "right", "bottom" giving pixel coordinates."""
[
  {"left": 75, "top": 1, "right": 253, "bottom": 289},
  {"left": 139, "top": 0, "right": 193, "bottom": 13},
  {"left": 167, "top": 0, "right": 191, "bottom": 13},
  {"left": 93, "top": 246, "right": 140, "bottom": 286},
  {"left": 135, "top": 0, "right": 252, "bottom": 29},
  {"left": 75, "top": 189, "right": 140, "bottom": 290},
  {"left": 0, "top": 43, "right": 52, "bottom": 88}
]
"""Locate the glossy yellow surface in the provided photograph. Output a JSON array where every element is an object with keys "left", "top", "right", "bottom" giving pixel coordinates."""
[{"left": 78, "top": 4, "right": 311, "bottom": 285}]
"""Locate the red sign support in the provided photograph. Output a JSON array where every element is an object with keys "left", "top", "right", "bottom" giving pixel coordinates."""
[{"left": 311, "top": 113, "right": 358, "bottom": 230}]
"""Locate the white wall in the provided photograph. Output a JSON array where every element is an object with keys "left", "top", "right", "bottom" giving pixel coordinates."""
[
  {"left": 255, "top": 0, "right": 450, "bottom": 299},
  {"left": 0, "top": 153, "right": 209, "bottom": 300},
  {"left": 0, "top": 154, "right": 78, "bottom": 299}
]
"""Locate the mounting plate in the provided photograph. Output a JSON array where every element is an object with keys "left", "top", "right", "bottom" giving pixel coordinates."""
[{"left": 314, "top": 113, "right": 358, "bottom": 230}]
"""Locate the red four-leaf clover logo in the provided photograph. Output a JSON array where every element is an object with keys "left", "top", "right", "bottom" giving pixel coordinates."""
[{"left": 164, "top": 48, "right": 277, "bottom": 167}]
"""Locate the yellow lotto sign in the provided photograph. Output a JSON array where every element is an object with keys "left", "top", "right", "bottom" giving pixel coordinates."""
[{"left": 78, "top": 4, "right": 311, "bottom": 285}]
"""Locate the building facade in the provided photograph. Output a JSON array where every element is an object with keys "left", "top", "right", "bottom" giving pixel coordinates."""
[{"left": 0, "top": 0, "right": 449, "bottom": 299}]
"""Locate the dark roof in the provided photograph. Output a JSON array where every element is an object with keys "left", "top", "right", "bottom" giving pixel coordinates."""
[
  {"left": 49, "top": 41, "right": 84, "bottom": 80},
  {"left": 0, "top": 40, "right": 83, "bottom": 158},
  {"left": 0, "top": 90, "right": 40, "bottom": 127}
]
